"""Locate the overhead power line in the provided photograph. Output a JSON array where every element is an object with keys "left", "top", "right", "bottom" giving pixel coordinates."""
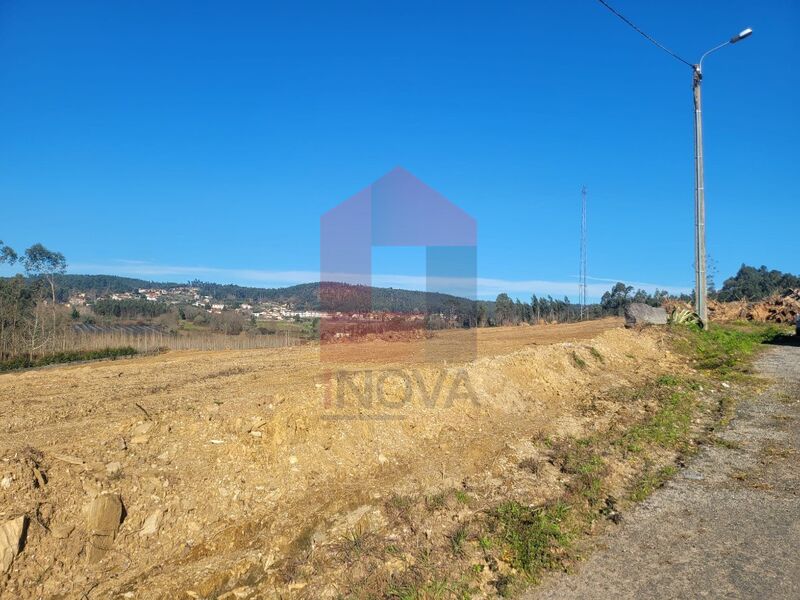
[{"left": 595, "top": 0, "right": 694, "bottom": 68}]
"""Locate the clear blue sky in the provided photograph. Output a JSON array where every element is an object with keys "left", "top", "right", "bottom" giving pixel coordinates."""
[{"left": 1, "top": 1, "right": 797, "bottom": 300}]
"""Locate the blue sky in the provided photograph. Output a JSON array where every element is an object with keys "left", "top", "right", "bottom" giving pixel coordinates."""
[{"left": 1, "top": 1, "right": 797, "bottom": 300}]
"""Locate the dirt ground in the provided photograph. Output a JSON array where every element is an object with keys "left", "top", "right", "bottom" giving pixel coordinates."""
[
  {"left": 526, "top": 339, "right": 800, "bottom": 600},
  {"left": 0, "top": 317, "right": 690, "bottom": 599}
]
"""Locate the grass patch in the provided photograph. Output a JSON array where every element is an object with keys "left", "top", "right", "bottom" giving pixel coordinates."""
[
  {"left": 673, "top": 322, "right": 784, "bottom": 378},
  {"left": 425, "top": 491, "right": 450, "bottom": 511},
  {"left": 588, "top": 347, "right": 605, "bottom": 363},
  {"left": 0, "top": 346, "right": 138, "bottom": 372},
  {"left": 618, "top": 382, "right": 695, "bottom": 454},
  {"left": 449, "top": 526, "right": 468, "bottom": 557},
  {"left": 491, "top": 501, "right": 571, "bottom": 580},
  {"left": 454, "top": 490, "right": 473, "bottom": 506},
  {"left": 337, "top": 526, "right": 376, "bottom": 562},
  {"left": 387, "top": 579, "right": 471, "bottom": 600},
  {"left": 629, "top": 465, "right": 678, "bottom": 502},
  {"left": 656, "top": 374, "right": 680, "bottom": 386},
  {"left": 571, "top": 351, "right": 587, "bottom": 369}
]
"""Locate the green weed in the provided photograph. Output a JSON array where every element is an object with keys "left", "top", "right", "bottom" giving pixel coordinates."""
[
  {"left": 588, "top": 347, "right": 605, "bottom": 363},
  {"left": 629, "top": 465, "right": 678, "bottom": 502},
  {"left": 492, "top": 501, "right": 571, "bottom": 579},
  {"left": 571, "top": 351, "right": 587, "bottom": 369}
]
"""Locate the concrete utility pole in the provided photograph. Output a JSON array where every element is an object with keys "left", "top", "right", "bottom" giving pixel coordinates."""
[
  {"left": 692, "top": 28, "right": 752, "bottom": 327},
  {"left": 692, "top": 65, "right": 707, "bottom": 326}
]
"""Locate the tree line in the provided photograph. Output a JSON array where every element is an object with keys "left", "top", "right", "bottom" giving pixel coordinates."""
[
  {"left": 488, "top": 283, "right": 688, "bottom": 326},
  {"left": 92, "top": 298, "right": 171, "bottom": 319}
]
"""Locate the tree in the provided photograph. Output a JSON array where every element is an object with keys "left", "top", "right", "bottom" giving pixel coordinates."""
[
  {"left": 650, "top": 289, "right": 669, "bottom": 306},
  {"left": 476, "top": 303, "right": 487, "bottom": 327},
  {"left": 0, "top": 275, "right": 35, "bottom": 358},
  {"left": 494, "top": 293, "right": 514, "bottom": 326},
  {"left": 600, "top": 282, "right": 634, "bottom": 316},
  {"left": 21, "top": 244, "right": 67, "bottom": 356},
  {"left": 562, "top": 296, "right": 572, "bottom": 322},
  {"left": 514, "top": 299, "right": 524, "bottom": 324},
  {"left": 0, "top": 241, "right": 18, "bottom": 265},
  {"left": 717, "top": 265, "right": 800, "bottom": 302},
  {"left": 546, "top": 295, "right": 555, "bottom": 321},
  {"left": 530, "top": 294, "right": 539, "bottom": 324},
  {"left": 23, "top": 244, "right": 67, "bottom": 307},
  {"left": 93, "top": 299, "right": 169, "bottom": 319}
]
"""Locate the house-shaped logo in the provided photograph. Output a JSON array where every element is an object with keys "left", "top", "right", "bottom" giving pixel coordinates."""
[{"left": 320, "top": 167, "right": 477, "bottom": 365}]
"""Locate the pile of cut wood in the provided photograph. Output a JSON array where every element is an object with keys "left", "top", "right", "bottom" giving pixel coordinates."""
[
  {"left": 663, "top": 289, "right": 800, "bottom": 324},
  {"left": 708, "top": 299, "right": 749, "bottom": 322},
  {"left": 744, "top": 288, "right": 800, "bottom": 324}
]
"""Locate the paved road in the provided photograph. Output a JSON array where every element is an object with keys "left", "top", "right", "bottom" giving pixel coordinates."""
[{"left": 524, "top": 339, "right": 800, "bottom": 600}]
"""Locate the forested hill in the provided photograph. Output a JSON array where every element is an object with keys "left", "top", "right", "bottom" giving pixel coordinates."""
[
  {"left": 30, "top": 274, "right": 483, "bottom": 315},
  {"left": 50, "top": 274, "right": 181, "bottom": 294},
  {"left": 189, "top": 280, "right": 480, "bottom": 314}
]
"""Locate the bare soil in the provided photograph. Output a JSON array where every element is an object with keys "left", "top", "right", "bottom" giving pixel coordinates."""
[{"left": 0, "top": 318, "right": 691, "bottom": 599}]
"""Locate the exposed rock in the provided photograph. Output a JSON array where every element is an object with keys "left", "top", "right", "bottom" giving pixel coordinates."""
[
  {"left": 51, "top": 523, "right": 75, "bottom": 540},
  {"left": 218, "top": 586, "right": 255, "bottom": 600},
  {"left": 32, "top": 466, "right": 47, "bottom": 488},
  {"left": 53, "top": 454, "right": 87, "bottom": 467},
  {"left": 105, "top": 462, "right": 122, "bottom": 475},
  {"left": 139, "top": 509, "right": 163, "bottom": 537},
  {"left": 86, "top": 493, "right": 123, "bottom": 563},
  {"left": 624, "top": 303, "right": 668, "bottom": 328},
  {"left": 131, "top": 422, "right": 153, "bottom": 437},
  {"left": 0, "top": 516, "right": 27, "bottom": 573}
]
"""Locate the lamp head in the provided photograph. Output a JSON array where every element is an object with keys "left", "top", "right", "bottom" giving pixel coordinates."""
[{"left": 730, "top": 28, "right": 753, "bottom": 44}]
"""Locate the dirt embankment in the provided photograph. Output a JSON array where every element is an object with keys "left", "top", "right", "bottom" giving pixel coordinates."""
[{"left": 0, "top": 318, "right": 686, "bottom": 599}]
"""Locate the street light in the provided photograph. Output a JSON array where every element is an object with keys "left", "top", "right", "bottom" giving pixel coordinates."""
[
  {"left": 731, "top": 28, "right": 753, "bottom": 44},
  {"left": 691, "top": 28, "right": 752, "bottom": 327},
  {"left": 596, "top": 2, "right": 753, "bottom": 328}
]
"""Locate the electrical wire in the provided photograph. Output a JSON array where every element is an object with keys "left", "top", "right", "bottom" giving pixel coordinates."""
[{"left": 595, "top": 0, "right": 694, "bottom": 68}]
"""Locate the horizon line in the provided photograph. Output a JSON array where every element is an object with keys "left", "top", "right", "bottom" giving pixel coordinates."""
[{"left": 3, "top": 260, "right": 693, "bottom": 303}]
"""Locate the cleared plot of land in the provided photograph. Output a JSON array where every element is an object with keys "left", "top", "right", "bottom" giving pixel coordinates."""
[
  {"left": 322, "top": 317, "right": 623, "bottom": 365},
  {"left": 1, "top": 317, "right": 670, "bottom": 599}
]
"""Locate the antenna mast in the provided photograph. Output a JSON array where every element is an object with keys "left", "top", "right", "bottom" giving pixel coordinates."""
[{"left": 579, "top": 186, "right": 588, "bottom": 320}]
